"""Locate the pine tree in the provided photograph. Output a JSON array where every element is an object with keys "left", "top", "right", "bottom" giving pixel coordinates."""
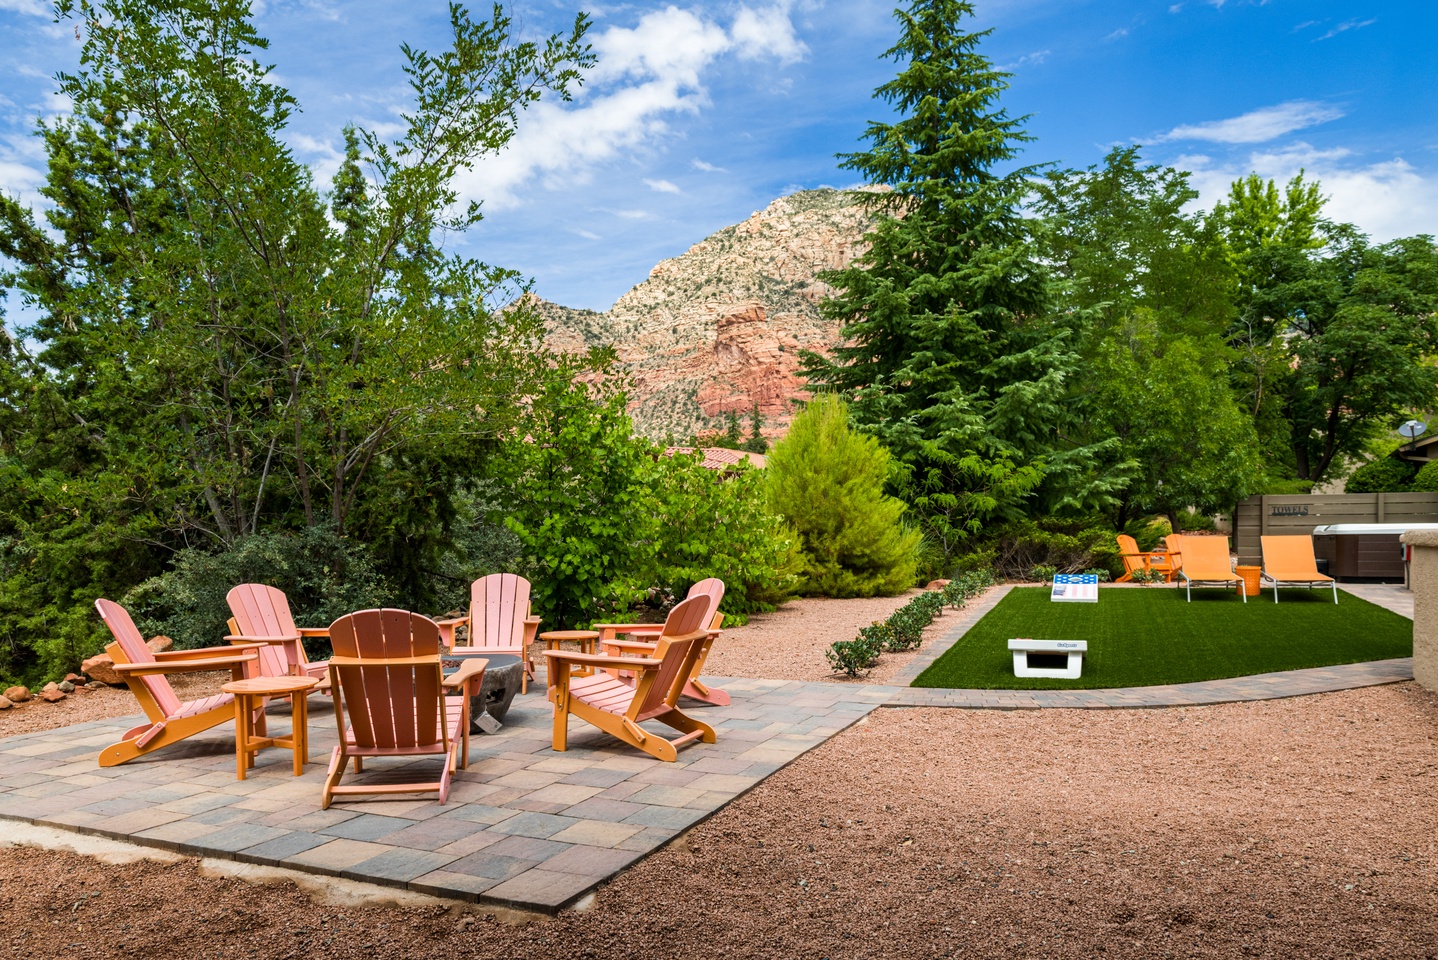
[
  {"left": 742, "top": 403, "right": 769, "bottom": 454},
  {"left": 802, "top": 0, "right": 1117, "bottom": 565}
]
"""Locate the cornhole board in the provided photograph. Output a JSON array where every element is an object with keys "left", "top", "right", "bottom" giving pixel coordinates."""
[
  {"left": 1008, "top": 638, "right": 1087, "bottom": 679},
  {"left": 1050, "top": 573, "right": 1098, "bottom": 602}
]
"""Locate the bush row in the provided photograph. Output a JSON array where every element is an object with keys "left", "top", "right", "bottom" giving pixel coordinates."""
[{"left": 825, "top": 570, "right": 995, "bottom": 678}]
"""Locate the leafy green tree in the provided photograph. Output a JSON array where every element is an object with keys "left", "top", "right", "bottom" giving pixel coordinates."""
[
  {"left": 802, "top": 0, "right": 1118, "bottom": 562},
  {"left": 742, "top": 403, "right": 769, "bottom": 454},
  {"left": 1345, "top": 457, "right": 1418, "bottom": 493},
  {"left": 766, "top": 396, "right": 921, "bottom": 597}
]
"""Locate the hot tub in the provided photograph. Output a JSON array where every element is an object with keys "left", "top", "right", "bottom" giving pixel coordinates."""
[{"left": 1309, "top": 523, "right": 1438, "bottom": 581}]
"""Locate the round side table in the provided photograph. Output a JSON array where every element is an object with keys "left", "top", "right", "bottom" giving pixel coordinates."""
[
  {"left": 221, "top": 675, "right": 319, "bottom": 780},
  {"left": 539, "top": 629, "right": 600, "bottom": 689}
]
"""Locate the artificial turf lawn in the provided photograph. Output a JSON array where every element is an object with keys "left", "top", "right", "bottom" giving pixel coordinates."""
[{"left": 911, "top": 585, "right": 1413, "bottom": 689}]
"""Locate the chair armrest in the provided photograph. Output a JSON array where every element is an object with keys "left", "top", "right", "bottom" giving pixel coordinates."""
[
  {"left": 224, "top": 633, "right": 300, "bottom": 645},
  {"left": 442, "top": 658, "right": 487, "bottom": 692},
  {"left": 115, "top": 652, "right": 257, "bottom": 675},
  {"left": 297, "top": 627, "right": 330, "bottom": 638},
  {"left": 434, "top": 616, "right": 468, "bottom": 629},
  {"left": 155, "top": 644, "right": 265, "bottom": 661},
  {"left": 590, "top": 622, "right": 660, "bottom": 633},
  {"left": 542, "top": 650, "right": 662, "bottom": 672},
  {"left": 601, "top": 638, "right": 659, "bottom": 654}
]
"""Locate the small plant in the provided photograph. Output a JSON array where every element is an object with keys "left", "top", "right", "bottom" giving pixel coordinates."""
[
  {"left": 826, "top": 632, "right": 884, "bottom": 677},
  {"left": 884, "top": 607, "right": 927, "bottom": 651},
  {"left": 1129, "top": 567, "right": 1166, "bottom": 585},
  {"left": 1081, "top": 568, "right": 1112, "bottom": 582},
  {"left": 1029, "top": 564, "right": 1057, "bottom": 583}
]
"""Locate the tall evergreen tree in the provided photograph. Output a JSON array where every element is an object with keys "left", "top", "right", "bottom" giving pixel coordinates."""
[{"left": 803, "top": 0, "right": 1117, "bottom": 565}]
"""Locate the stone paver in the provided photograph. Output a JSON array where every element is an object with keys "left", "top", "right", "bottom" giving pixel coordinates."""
[{"left": 0, "top": 582, "right": 1415, "bottom": 913}]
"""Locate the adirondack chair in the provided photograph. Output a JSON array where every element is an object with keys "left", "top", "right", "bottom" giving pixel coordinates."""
[
  {"left": 322, "top": 609, "right": 485, "bottom": 808},
  {"left": 1163, "top": 534, "right": 1184, "bottom": 576},
  {"left": 546, "top": 595, "right": 715, "bottom": 762},
  {"left": 94, "top": 598, "right": 277, "bottom": 768},
  {"left": 592, "top": 578, "right": 729, "bottom": 706},
  {"left": 1175, "top": 535, "right": 1245, "bottom": 602},
  {"left": 1115, "top": 535, "right": 1151, "bottom": 583},
  {"left": 225, "top": 584, "right": 331, "bottom": 684},
  {"left": 435, "top": 573, "right": 541, "bottom": 693},
  {"left": 1147, "top": 534, "right": 1182, "bottom": 583},
  {"left": 1260, "top": 535, "right": 1338, "bottom": 603}
]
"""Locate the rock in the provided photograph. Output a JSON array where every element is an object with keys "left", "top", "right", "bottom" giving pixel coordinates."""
[
  {"left": 64, "top": 672, "right": 84, "bottom": 684},
  {"left": 3, "top": 685, "right": 30, "bottom": 703},
  {"left": 85, "top": 681, "right": 107, "bottom": 690},
  {"left": 146, "top": 635, "right": 174, "bottom": 654},
  {"left": 0, "top": 695, "right": 12, "bottom": 709},
  {"left": 925, "top": 579, "right": 951, "bottom": 592},
  {"left": 81, "top": 653, "right": 125, "bottom": 686},
  {"left": 39, "top": 682, "right": 66, "bottom": 703},
  {"left": 58, "top": 680, "right": 76, "bottom": 694}
]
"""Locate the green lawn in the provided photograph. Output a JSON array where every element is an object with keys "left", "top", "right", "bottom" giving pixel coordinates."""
[{"left": 911, "top": 586, "right": 1413, "bottom": 689}]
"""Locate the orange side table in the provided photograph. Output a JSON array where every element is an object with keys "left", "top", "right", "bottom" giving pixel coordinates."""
[
  {"left": 540, "top": 630, "right": 600, "bottom": 689},
  {"left": 221, "top": 675, "right": 319, "bottom": 780}
]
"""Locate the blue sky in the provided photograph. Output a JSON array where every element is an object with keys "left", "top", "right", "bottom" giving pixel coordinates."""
[{"left": 1, "top": 0, "right": 1434, "bottom": 312}]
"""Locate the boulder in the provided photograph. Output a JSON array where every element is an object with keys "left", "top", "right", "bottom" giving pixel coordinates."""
[
  {"left": 3, "top": 685, "right": 30, "bottom": 703},
  {"left": 0, "top": 695, "right": 12, "bottom": 710},
  {"left": 58, "top": 680, "right": 76, "bottom": 694},
  {"left": 924, "top": 579, "right": 951, "bottom": 592},
  {"left": 146, "top": 635, "right": 174, "bottom": 654},
  {"left": 81, "top": 653, "right": 125, "bottom": 687},
  {"left": 40, "top": 682, "right": 66, "bottom": 703},
  {"left": 85, "top": 681, "right": 107, "bottom": 690}
]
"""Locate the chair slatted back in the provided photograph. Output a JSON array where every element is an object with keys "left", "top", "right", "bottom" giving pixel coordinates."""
[
  {"left": 95, "top": 598, "right": 180, "bottom": 717},
  {"left": 686, "top": 578, "right": 725, "bottom": 620},
  {"left": 227, "top": 584, "right": 307, "bottom": 671},
  {"left": 470, "top": 573, "right": 530, "bottom": 652},
  {"left": 1182, "top": 536, "right": 1234, "bottom": 578},
  {"left": 634, "top": 596, "right": 710, "bottom": 717},
  {"left": 1165, "top": 534, "right": 1184, "bottom": 572},
  {"left": 329, "top": 609, "right": 445, "bottom": 751},
  {"left": 1116, "top": 535, "right": 1146, "bottom": 575}
]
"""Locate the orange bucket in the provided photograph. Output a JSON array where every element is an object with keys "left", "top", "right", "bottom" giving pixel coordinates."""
[{"left": 1235, "top": 565, "right": 1261, "bottom": 598}]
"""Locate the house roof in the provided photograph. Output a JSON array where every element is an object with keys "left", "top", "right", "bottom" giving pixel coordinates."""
[
  {"left": 1396, "top": 434, "right": 1438, "bottom": 463},
  {"left": 664, "top": 446, "right": 767, "bottom": 470}
]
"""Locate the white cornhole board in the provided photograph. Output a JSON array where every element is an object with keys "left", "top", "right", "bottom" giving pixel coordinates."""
[
  {"left": 1008, "top": 638, "right": 1088, "bottom": 679},
  {"left": 1050, "top": 573, "right": 1098, "bottom": 602}
]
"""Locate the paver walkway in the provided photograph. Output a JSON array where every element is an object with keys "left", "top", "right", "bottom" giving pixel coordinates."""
[{"left": 0, "top": 581, "right": 1415, "bottom": 912}]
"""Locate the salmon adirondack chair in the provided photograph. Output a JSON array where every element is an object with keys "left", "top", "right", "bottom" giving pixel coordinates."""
[
  {"left": 226, "top": 584, "right": 331, "bottom": 684},
  {"left": 547, "top": 595, "right": 715, "bottom": 762},
  {"left": 435, "top": 573, "right": 541, "bottom": 693},
  {"left": 1175, "top": 536, "right": 1245, "bottom": 602},
  {"left": 94, "top": 598, "right": 277, "bottom": 767},
  {"left": 592, "top": 578, "right": 729, "bottom": 706},
  {"left": 322, "top": 609, "right": 485, "bottom": 808},
  {"left": 1260, "top": 535, "right": 1338, "bottom": 604}
]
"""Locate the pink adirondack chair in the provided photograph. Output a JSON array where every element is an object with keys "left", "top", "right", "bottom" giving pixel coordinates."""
[
  {"left": 435, "top": 573, "right": 541, "bottom": 693},
  {"left": 94, "top": 598, "right": 277, "bottom": 767},
  {"left": 226, "top": 584, "right": 331, "bottom": 684},
  {"left": 592, "top": 578, "right": 729, "bottom": 706},
  {"left": 546, "top": 595, "right": 716, "bottom": 762},
  {"left": 322, "top": 609, "right": 485, "bottom": 808}
]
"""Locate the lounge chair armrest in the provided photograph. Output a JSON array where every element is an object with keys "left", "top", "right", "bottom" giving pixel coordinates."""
[
  {"left": 542, "top": 650, "right": 662, "bottom": 672},
  {"left": 223, "top": 633, "right": 300, "bottom": 644},
  {"left": 154, "top": 644, "right": 265, "bottom": 661},
  {"left": 115, "top": 652, "right": 257, "bottom": 675}
]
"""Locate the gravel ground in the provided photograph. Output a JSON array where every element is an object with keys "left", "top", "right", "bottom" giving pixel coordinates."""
[
  {"left": 0, "top": 673, "right": 226, "bottom": 737},
  {"left": 6, "top": 677, "right": 1438, "bottom": 958}
]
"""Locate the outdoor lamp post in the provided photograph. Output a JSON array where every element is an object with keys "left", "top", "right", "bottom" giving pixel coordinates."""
[{"left": 1400, "top": 419, "right": 1428, "bottom": 453}]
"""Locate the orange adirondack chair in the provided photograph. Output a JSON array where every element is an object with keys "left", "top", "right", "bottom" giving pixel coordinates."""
[
  {"left": 1146, "top": 533, "right": 1183, "bottom": 582},
  {"left": 1260, "top": 535, "right": 1338, "bottom": 603},
  {"left": 226, "top": 584, "right": 331, "bottom": 684},
  {"left": 322, "top": 609, "right": 485, "bottom": 808},
  {"left": 1115, "top": 535, "right": 1150, "bottom": 583},
  {"left": 592, "top": 578, "right": 729, "bottom": 706},
  {"left": 1175, "top": 535, "right": 1245, "bottom": 602},
  {"left": 94, "top": 598, "right": 276, "bottom": 767},
  {"left": 546, "top": 595, "right": 715, "bottom": 762},
  {"left": 435, "top": 573, "right": 541, "bottom": 693}
]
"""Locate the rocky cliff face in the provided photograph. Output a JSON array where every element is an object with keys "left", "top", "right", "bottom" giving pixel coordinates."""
[{"left": 533, "top": 188, "right": 881, "bottom": 439}]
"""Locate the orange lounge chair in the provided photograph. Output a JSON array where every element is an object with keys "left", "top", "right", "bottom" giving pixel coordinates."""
[
  {"left": 1175, "top": 536, "right": 1245, "bottom": 602},
  {"left": 94, "top": 598, "right": 274, "bottom": 767},
  {"left": 435, "top": 573, "right": 541, "bottom": 693},
  {"left": 546, "top": 595, "right": 715, "bottom": 762},
  {"left": 322, "top": 609, "right": 485, "bottom": 808},
  {"left": 1259, "top": 535, "right": 1338, "bottom": 604},
  {"left": 592, "top": 577, "right": 728, "bottom": 705},
  {"left": 226, "top": 584, "right": 332, "bottom": 685}
]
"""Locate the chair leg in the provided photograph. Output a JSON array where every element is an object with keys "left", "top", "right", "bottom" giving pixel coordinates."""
[{"left": 321, "top": 747, "right": 347, "bottom": 810}]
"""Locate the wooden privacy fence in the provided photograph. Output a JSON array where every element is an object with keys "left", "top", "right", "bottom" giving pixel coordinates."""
[{"left": 1233, "top": 493, "right": 1438, "bottom": 564}]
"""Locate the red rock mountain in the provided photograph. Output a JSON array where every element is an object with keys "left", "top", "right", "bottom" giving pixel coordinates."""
[{"left": 533, "top": 188, "right": 880, "bottom": 440}]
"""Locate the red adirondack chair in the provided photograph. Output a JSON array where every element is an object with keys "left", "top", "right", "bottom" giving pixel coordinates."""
[
  {"left": 592, "top": 577, "right": 729, "bottom": 706},
  {"left": 435, "top": 573, "right": 541, "bottom": 693},
  {"left": 94, "top": 598, "right": 276, "bottom": 767},
  {"left": 546, "top": 595, "right": 715, "bottom": 762},
  {"left": 226, "top": 584, "right": 331, "bottom": 684},
  {"left": 322, "top": 609, "right": 485, "bottom": 808}
]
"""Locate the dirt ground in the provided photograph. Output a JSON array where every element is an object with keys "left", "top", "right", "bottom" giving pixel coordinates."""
[{"left": 6, "top": 675, "right": 1438, "bottom": 958}]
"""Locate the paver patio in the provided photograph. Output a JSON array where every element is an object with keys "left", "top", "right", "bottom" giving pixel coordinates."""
[{"left": 0, "top": 582, "right": 1415, "bottom": 913}]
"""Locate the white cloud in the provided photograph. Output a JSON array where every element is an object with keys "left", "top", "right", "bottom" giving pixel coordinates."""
[
  {"left": 612, "top": 208, "right": 657, "bottom": 220},
  {"left": 1157, "top": 100, "right": 1343, "bottom": 144},
  {"left": 0, "top": 0, "right": 49, "bottom": 16},
  {"left": 692, "top": 158, "right": 726, "bottom": 173},
  {"left": 1181, "top": 143, "right": 1438, "bottom": 243},
  {"left": 997, "top": 49, "right": 1050, "bottom": 70},
  {"left": 1317, "top": 18, "right": 1375, "bottom": 41},
  {"left": 571, "top": 228, "right": 602, "bottom": 241},
  {"left": 643, "top": 177, "right": 681, "bottom": 194},
  {"left": 1103, "top": 27, "right": 1129, "bottom": 41},
  {"left": 453, "top": 4, "right": 807, "bottom": 210}
]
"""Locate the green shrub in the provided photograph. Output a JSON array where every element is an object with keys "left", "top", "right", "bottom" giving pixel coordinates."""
[
  {"left": 766, "top": 395, "right": 922, "bottom": 597},
  {"left": 884, "top": 606, "right": 927, "bottom": 651},
  {"left": 1345, "top": 457, "right": 1416, "bottom": 493},
  {"left": 124, "top": 526, "right": 391, "bottom": 653},
  {"left": 1173, "top": 508, "right": 1216, "bottom": 533},
  {"left": 1081, "top": 568, "right": 1112, "bottom": 582},
  {"left": 984, "top": 519, "right": 1118, "bottom": 581},
  {"left": 1029, "top": 564, "right": 1057, "bottom": 583},
  {"left": 1410, "top": 461, "right": 1438, "bottom": 493},
  {"left": 826, "top": 633, "right": 883, "bottom": 677}
]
